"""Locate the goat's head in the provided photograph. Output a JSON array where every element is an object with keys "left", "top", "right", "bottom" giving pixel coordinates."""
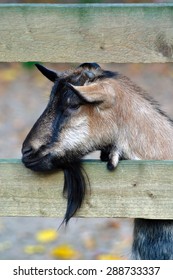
[
  {"left": 22, "top": 63, "right": 117, "bottom": 172},
  {"left": 22, "top": 63, "right": 118, "bottom": 223}
]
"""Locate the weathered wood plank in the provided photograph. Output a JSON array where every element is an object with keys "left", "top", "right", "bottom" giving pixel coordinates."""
[
  {"left": 0, "top": 4, "right": 173, "bottom": 63},
  {"left": 0, "top": 159, "right": 173, "bottom": 219}
]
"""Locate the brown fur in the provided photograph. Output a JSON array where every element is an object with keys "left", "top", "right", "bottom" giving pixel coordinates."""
[
  {"left": 22, "top": 63, "right": 173, "bottom": 259},
  {"left": 72, "top": 76, "right": 173, "bottom": 161}
]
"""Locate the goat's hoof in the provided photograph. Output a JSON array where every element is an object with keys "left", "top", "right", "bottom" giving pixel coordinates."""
[{"left": 107, "top": 161, "right": 116, "bottom": 171}]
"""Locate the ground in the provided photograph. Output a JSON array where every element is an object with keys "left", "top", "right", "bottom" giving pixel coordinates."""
[{"left": 0, "top": 62, "right": 173, "bottom": 259}]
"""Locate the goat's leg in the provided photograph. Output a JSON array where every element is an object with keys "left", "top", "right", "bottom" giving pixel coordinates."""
[
  {"left": 100, "top": 145, "right": 121, "bottom": 171},
  {"left": 107, "top": 148, "right": 121, "bottom": 171}
]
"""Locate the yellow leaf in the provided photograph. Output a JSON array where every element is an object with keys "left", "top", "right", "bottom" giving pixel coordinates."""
[
  {"left": 36, "top": 229, "right": 58, "bottom": 243},
  {"left": 51, "top": 244, "right": 79, "bottom": 260},
  {"left": 97, "top": 254, "right": 123, "bottom": 260},
  {"left": 24, "top": 245, "right": 45, "bottom": 255}
]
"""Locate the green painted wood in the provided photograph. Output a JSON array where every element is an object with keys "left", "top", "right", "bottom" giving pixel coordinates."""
[
  {"left": 0, "top": 4, "right": 173, "bottom": 63},
  {"left": 0, "top": 159, "right": 173, "bottom": 219}
]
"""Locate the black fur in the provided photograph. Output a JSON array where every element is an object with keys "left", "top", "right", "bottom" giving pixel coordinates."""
[
  {"left": 132, "top": 219, "right": 173, "bottom": 259},
  {"left": 96, "top": 70, "right": 119, "bottom": 81},
  {"left": 78, "top": 62, "right": 101, "bottom": 70},
  {"left": 62, "top": 162, "right": 88, "bottom": 224}
]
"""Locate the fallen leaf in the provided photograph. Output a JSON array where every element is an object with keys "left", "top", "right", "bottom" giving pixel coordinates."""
[
  {"left": 51, "top": 244, "right": 80, "bottom": 259},
  {"left": 96, "top": 254, "right": 123, "bottom": 260},
  {"left": 36, "top": 229, "right": 58, "bottom": 243},
  {"left": 24, "top": 245, "right": 45, "bottom": 254}
]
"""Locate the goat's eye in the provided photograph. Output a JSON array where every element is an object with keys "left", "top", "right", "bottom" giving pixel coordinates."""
[{"left": 68, "top": 104, "right": 80, "bottom": 111}]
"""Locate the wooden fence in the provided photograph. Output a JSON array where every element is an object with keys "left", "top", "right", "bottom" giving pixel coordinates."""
[{"left": 0, "top": 3, "right": 173, "bottom": 219}]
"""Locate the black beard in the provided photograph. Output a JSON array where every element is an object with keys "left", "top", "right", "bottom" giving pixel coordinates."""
[
  {"left": 22, "top": 153, "right": 89, "bottom": 224},
  {"left": 52, "top": 154, "right": 89, "bottom": 224},
  {"left": 62, "top": 161, "right": 88, "bottom": 224},
  {"left": 41, "top": 156, "right": 89, "bottom": 224}
]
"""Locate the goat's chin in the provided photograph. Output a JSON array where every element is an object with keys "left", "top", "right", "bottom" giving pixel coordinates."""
[
  {"left": 22, "top": 153, "right": 82, "bottom": 172},
  {"left": 22, "top": 154, "right": 54, "bottom": 172}
]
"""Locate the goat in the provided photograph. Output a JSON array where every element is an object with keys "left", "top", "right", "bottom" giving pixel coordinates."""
[{"left": 22, "top": 62, "right": 173, "bottom": 259}]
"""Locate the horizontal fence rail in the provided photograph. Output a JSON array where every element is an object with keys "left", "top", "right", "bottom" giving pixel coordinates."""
[
  {"left": 0, "top": 159, "right": 173, "bottom": 219},
  {"left": 0, "top": 3, "right": 173, "bottom": 63}
]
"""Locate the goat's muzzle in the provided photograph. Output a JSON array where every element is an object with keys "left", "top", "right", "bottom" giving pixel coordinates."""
[{"left": 22, "top": 144, "right": 53, "bottom": 172}]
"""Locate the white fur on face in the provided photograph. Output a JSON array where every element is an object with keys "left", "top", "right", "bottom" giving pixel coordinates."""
[{"left": 52, "top": 116, "right": 90, "bottom": 156}]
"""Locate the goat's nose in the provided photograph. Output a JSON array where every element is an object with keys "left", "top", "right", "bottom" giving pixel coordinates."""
[{"left": 22, "top": 146, "right": 34, "bottom": 157}]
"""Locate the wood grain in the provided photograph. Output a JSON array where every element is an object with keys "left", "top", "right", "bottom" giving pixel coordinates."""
[
  {"left": 0, "top": 159, "right": 173, "bottom": 219},
  {"left": 0, "top": 4, "right": 173, "bottom": 63}
]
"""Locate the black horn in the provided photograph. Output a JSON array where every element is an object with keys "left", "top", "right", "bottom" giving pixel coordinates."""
[{"left": 35, "top": 63, "right": 58, "bottom": 82}]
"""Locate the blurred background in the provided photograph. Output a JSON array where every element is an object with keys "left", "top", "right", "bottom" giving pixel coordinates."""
[{"left": 0, "top": 0, "right": 173, "bottom": 260}]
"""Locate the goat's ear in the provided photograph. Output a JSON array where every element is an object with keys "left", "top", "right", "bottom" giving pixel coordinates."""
[
  {"left": 35, "top": 64, "right": 58, "bottom": 82},
  {"left": 69, "top": 83, "right": 105, "bottom": 104}
]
